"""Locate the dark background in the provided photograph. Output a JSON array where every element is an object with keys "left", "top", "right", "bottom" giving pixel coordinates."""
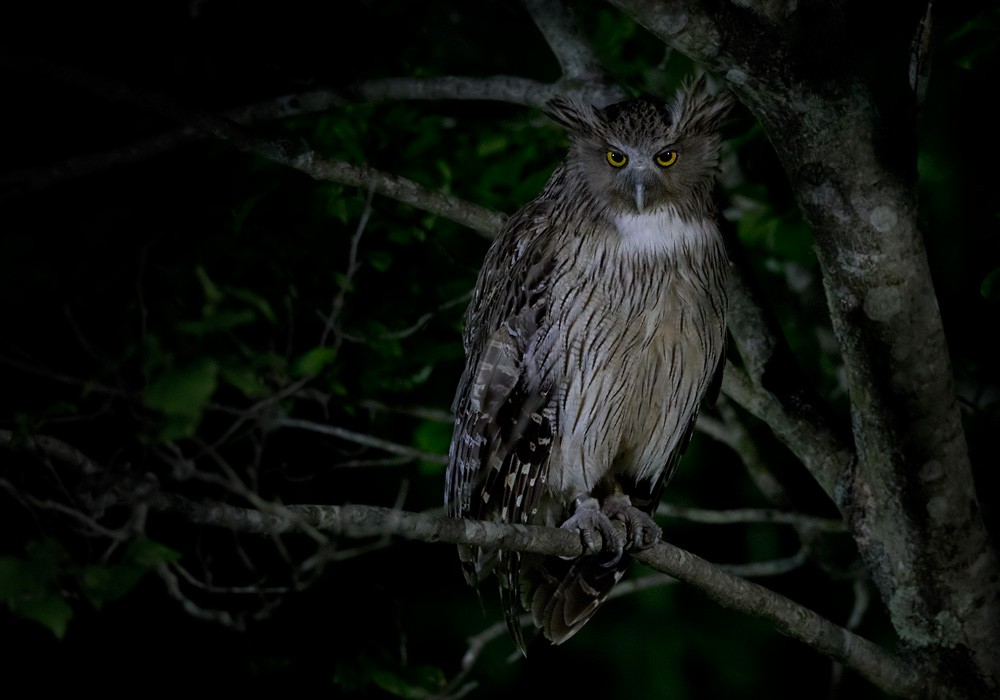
[{"left": 1, "top": 1, "right": 997, "bottom": 697}]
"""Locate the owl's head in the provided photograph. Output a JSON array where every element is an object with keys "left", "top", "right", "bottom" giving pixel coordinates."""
[{"left": 546, "top": 78, "right": 732, "bottom": 218}]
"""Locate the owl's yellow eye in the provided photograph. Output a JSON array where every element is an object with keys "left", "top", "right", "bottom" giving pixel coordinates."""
[
  {"left": 655, "top": 150, "right": 678, "bottom": 168},
  {"left": 606, "top": 150, "right": 628, "bottom": 168}
]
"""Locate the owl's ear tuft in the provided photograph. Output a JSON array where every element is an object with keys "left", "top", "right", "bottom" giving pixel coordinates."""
[
  {"left": 673, "top": 76, "right": 734, "bottom": 136},
  {"left": 544, "top": 96, "right": 601, "bottom": 138}
]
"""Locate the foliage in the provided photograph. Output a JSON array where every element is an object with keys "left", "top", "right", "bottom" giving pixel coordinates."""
[{"left": 0, "top": 538, "right": 179, "bottom": 638}]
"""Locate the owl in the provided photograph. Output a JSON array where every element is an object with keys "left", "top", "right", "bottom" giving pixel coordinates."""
[{"left": 446, "top": 77, "right": 732, "bottom": 652}]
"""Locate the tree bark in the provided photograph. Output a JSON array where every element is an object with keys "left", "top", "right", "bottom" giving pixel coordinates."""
[{"left": 608, "top": 0, "right": 1000, "bottom": 694}]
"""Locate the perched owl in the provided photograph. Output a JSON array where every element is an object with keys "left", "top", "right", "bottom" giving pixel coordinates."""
[{"left": 446, "top": 77, "right": 732, "bottom": 652}]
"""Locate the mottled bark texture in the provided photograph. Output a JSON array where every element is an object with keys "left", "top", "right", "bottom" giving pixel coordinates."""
[{"left": 608, "top": 0, "right": 1000, "bottom": 696}]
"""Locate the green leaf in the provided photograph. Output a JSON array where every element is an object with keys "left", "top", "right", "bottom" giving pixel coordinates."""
[
  {"left": 227, "top": 287, "right": 277, "bottom": 323},
  {"left": 981, "top": 267, "right": 1000, "bottom": 302},
  {"left": 13, "top": 594, "right": 74, "bottom": 639},
  {"left": 475, "top": 134, "right": 508, "bottom": 157},
  {"left": 125, "top": 538, "right": 182, "bottom": 568},
  {"left": 81, "top": 563, "right": 146, "bottom": 609},
  {"left": 412, "top": 419, "right": 451, "bottom": 475},
  {"left": 0, "top": 541, "right": 75, "bottom": 637},
  {"left": 0, "top": 539, "right": 71, "bottom": 604},
  {"left": 0, "top": 556, "right": 35, "bottom": 602},
  {"left": 79, "top": 539, "right": 180, "bottom": 609},
  {"left": 176, "top": 309, "right": 257, "bottom": 336},
  {"left": 290, "top": 346, "right": 337, "bottom": 377},
  {"left": 143, "top": 358, "right": 219, "bottom": 419},
  {"left": 231, "top": 195, "right": 261, "bottom": 233},
  {"left": 195, "top": 265, "right": 223, "bottom": 306},
  {"left": 219, "top": 362, "right": 271, "bottom": 398},
  {"left": 371, "top": 665, "right": 446, "bottom": 699},
  {"left": 150, "top": 414, "right": 202, "bottom": 442},
  {"left": 24, "top": 538, "right": 71, "bottom": 583},
  {"left": 368, "top": 249, "right": 393, "bottom": 272}
]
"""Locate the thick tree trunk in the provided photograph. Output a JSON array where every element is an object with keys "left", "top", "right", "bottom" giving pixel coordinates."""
[{"left": 610, "top": 1, "right": 1000, "bottom": 695}]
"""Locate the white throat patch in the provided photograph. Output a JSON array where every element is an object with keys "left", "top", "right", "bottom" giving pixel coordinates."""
[{"left": 612, "top": 210, "right": 710, "bottom": 257}]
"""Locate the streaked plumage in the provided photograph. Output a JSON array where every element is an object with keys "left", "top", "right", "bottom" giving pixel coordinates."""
[{"left": 446, "top": 78, "right": 732, "bottom": 651}]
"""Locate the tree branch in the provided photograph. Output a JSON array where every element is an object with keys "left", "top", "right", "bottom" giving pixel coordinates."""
[
  {"left": 354, "top": 75, "right": 553, "bottom": 108},
  {"left": 0, "top": 429, "right": 103, "bottom": 475},
  {"left": 274, "top": 418, "right": 448, "bottom": 465},
  {"left": 524, "top": 0, "right": 626, "bottom": 106},
  {"left": 606, "top": 2, "right": 1000, "bottom": 687},
  {"left": 657, "top": 502, "right": 845, "bottom": 533},
  {"left": 0, "top": 427, "right": 942, "bottom": 695},
  {"left": 149, "top": 496, "right": 927, "bottom": 698},
  {"left": 0, "top": 55, "right": 506, "bottom": 237}
]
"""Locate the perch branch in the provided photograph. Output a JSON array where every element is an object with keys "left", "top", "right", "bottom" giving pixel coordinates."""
[{"left": 150, "top": 496, "right": 926, "bottom": 698}]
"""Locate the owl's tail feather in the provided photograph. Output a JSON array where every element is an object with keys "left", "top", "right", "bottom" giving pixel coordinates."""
[
  {"left": 521, "top": 553, "right": 629, "bottom": 645},
  {"left": 499, "top": 549, "right": 529, "bottom": 654}
]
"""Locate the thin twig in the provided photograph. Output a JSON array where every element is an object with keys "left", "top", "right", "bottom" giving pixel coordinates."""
[
  {"left": 358, "top": 400, "right": 453, "bottom": 424},
  {"left": 657, "top": 502, "right": 845, "bottom": 533},
  {"left": 697, "top": 394, "right": 793, "bottom": 506},
  {"left": 169, "top": 562, "right": 297, "bottom": 596},
  {"left": 320, "top": 184, "right": 375, "bottom": 348},
  {"left": 275, "top": 417, "right": 448, "bottom": 464},
  {"left": 155, "top": 563, "right": 243, "bottom": 630}
]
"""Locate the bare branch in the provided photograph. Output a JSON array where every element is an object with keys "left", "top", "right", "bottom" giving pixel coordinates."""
[
  {"left": 524, "top": 0, "right": 625, "bottom": 106},
  {"left": 1, "top": 55, "right": 506, "bottom": 237},
  {"left": 275, "top": 417, "right": 448, "bottom": 465},
  {"left": 433, "top": 620, "right": 512, "bottom": 700},
  {"left": 721, "top": 365, "right": 854, "bottom": 501},
  {"left": 0, "top": 424, "right": 932, "bottom": 696},
  {"left": 0, "top": 428, "right": 103, "bottom": 475},
  {"left": 149, "top": 496, "right": 924, "bottom": 698},
  {"left": 657, "top": 503, "right": 845, "bottom": 533},
  {"left": 357, "top": 400, "right": 453, "bottom": 424},
  {"left": 355, "top": 75, "right": 553, "bottom": 108},
  {"left": 696, "top": 396, "right": 793, "bottom": 506},
  {"left": 319, "top": 185, "right": 375, "bottom": 348},
  {"left": 155, "top": 564, "right": 244, "bottom": 630}
]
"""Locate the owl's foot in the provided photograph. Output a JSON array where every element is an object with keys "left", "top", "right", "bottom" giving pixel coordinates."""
[
  {"left": 561, "top": 494, "right": 662, "bottom": 566},
  {"left": 561, "top": 496, "right": 626, "bottom": 564},
  {"left": 600, "top": 493, "right": 662, "bottom": 552}
]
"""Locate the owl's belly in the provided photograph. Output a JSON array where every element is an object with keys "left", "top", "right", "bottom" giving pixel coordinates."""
[{"left": 548, "top": 304, "right": 722, "bottom": 503}]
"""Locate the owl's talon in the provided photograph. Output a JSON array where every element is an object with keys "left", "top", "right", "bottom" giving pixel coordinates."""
[
  {"left": 601, "top": 493, "right": 662, "bottom": 552},
  {"left": 561, "top": 496, "right": 626, "bottom": 563}
]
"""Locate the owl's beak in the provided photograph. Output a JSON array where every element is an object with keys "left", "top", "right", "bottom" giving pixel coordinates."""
[{"left": 634, "top": 182, "right": 645, "bottom": 213}]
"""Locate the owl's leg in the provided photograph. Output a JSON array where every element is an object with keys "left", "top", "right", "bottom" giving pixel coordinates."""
[
  {"left": 600, "top": 493, "right": 662, "bottom": 551},
  {"left": 560, "top": 496, "right": 627, "bottom": 564}
]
